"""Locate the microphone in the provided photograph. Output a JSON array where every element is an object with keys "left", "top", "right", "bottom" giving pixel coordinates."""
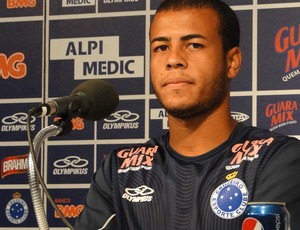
[{"left": 30, "top": 79, "right": 119, "bottom": 121}]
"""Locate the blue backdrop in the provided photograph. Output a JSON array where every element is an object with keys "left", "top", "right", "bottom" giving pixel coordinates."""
[{"left": 0, "top": 0, "right": 299, "bottom": 228}]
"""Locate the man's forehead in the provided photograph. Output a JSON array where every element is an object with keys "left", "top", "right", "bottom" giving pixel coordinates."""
[{"left": 150, "top": 8, "right": 220, "bottom": 40}]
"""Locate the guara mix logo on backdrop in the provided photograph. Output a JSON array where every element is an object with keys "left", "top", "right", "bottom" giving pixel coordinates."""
[
  {"left": 275, "top": 24, "right": 300, "bottom": 82},
  {"left": 265, "top": 100, "right": 298, "bottom": 131},
  {"left": 50, "top": 36, "right": 144, "bottom": 79}
]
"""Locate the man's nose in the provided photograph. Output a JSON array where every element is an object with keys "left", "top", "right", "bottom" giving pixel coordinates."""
[{"left": 166, "top": 49, "right": 188, "bottom": 69}]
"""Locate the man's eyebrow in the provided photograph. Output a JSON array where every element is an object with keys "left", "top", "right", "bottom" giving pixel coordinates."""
[
  {"left": 151, "top": 34, "right": 206, "bottom": 44},
  {"left": 181, "top": 34, "right": 207, "bottom": 41},
  {"left": 150, "top": 36, "right": 170, "bottom": 44}
]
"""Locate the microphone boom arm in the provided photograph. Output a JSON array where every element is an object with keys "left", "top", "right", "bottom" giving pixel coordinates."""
[{"left": 27, "top": 119, "right": 74, "bottom": 230}]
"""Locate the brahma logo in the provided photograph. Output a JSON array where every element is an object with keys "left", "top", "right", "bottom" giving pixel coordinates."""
[
  {"left": 103, "top": 110, "right": 139, "bottom": 130},
  {"left": 210, "top": 178, "right": 248, "bottom": 219},
  {"left": 0, "top": 53, "right": 27, "bottom": 79},
  {"left": 242, "top": 218, "right": 264, "bottom": 230},
  {"left": 7, "top": 0, "right": 36, "bottom": 8},
  {"left": 122, "top": 185, "right": 154, "bottom": 202},
  {"left": 117, "top": 146, "right": 158, "bottom": 173},
  {"left": 226, "top": 138, "right": 274, "bottom": 170},
  {"left": 265, "top": 100, "right": 298, "bottom": 131},
  {"left": 1, "top": 154, "right": 28, "bottom": 178},
  {"left": 275, "top": 24, "right": 300, "bottom": 82}
]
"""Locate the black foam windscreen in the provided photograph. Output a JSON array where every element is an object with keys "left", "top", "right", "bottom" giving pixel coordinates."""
[{"left": 71, "top": 79, "right": 119, "bottom": 121}]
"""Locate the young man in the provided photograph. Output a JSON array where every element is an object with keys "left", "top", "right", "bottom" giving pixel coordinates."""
[{"left": 75, "top": 0, "right": 300, "bottom": 229}]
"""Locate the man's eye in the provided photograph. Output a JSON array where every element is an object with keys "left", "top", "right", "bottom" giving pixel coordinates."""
[
  {"left": 154, "top": 45, "right": 168, "bottom": 52},
  {"left": 188, "top": 43, "right": 203, "bottom": 49}
]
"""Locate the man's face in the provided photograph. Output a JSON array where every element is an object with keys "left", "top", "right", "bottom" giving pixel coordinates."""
[{"left": 150, "top": 8, "right": 230, "bottom": 119}]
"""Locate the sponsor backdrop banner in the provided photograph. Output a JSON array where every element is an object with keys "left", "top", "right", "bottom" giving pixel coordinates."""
[{"left": 0, "top": 0, "right": 299, "bottom": 228}]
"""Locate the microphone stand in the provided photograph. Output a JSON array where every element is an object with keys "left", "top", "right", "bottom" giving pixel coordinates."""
[{"left": 27, "top": 117, "right": 74, "bottom": 230}]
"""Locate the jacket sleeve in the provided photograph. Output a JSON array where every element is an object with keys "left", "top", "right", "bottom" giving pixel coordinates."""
[
  {"left": 74, "top": 153, "right": 117, "bottom": 230},
  {"left": 253, "top": 139, "right": 300, "bottom": 229}
]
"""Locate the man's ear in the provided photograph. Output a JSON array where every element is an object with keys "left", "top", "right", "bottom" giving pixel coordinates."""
[{"left": 226, "top": 47, "right": 242, "bottom": 79}]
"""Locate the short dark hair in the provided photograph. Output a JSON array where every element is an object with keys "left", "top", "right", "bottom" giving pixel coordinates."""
[{"left": 155, "top": 0, "right": 240, "bottom": 52}]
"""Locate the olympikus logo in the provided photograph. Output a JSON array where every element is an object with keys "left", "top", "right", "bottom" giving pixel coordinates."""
[
  {"left": 229, "top": 138, "right": 274, "bottom": 166},
  {"left": 275, "top": 24, "right": 300, "bottom": 81},
  {"left": 103, "top": 110, "right": 139, "bottom": 130},
  {"left": 265, "top": 100, "right": 298, "bottom": 130},
  {"left": 7, "top": 0, "right": 36, "bottom": 8},
  {"left": 0, "top": 53, "right": 27, "bottom": 79},
  {"left": 117, "top": 146, "right": 158, "bottom": 173},
  {"left": 53, "top": 156, "right": 89, "bottom": 175},
  {"left": 1, "top": 154, "right": 28, "bottom": 178},
  {"left": 1, "top": 112, "right": 35, "bottom": 132},
  {"left": 122, "top": 185, "right": 154, "bottom": 202}
]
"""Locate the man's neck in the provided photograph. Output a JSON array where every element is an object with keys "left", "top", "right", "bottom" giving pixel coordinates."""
[{"left": 168, "top": 112, "right": 237, "bottom": 157}]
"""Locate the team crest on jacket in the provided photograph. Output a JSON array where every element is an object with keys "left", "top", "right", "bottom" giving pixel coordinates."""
[{"left": 210, "top": 178, "right": 248, "bottom": 219}]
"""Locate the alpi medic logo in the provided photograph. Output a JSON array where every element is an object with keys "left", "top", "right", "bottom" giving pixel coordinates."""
[
  {"left": 50, "top": 36, "right": 144, "bottom": 80},
  {"left": 117, "top": 146, "right": 158, "bottom": 173},
  {"left": 5, "top": 192, "right": 29, "bottom": 224},
  {"left": 122, "top": 185, "right": 154, "bottom": 203},
  {"left": 265, "top": 100, "right": 298, "bottom": 131},
  {"left": 62, "top": 0, "right": 95, "bottom": 7},
  {"left": 0, "top": 53, "right": 27, "bottom": 79},
  {"left": 103, "top": 110, "right": 140, "bottom": 130},
  {"left": 225, "top": 138, "right": 274, "bottom": 171},
  {"left": 275, "top": 24, "right": 300, "bottom": 82},
  {"left": 150, "top": 108, "right": 169, "bottom": 130},
  {"left": 210, "top": 178, "right": 248, "bottom": 219}
]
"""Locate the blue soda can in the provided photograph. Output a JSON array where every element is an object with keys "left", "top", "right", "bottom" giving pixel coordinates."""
[{"left": 242, "top": 202, "right": 290, "bottom": 230}]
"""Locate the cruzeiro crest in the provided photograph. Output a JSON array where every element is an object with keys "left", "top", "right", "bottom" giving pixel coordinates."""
[
  {"left": 210, "top": 178, "right": 249, "bottom": 219},
  {"left": 6, "top": 192, "right": 29, "bottom": 224}
]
